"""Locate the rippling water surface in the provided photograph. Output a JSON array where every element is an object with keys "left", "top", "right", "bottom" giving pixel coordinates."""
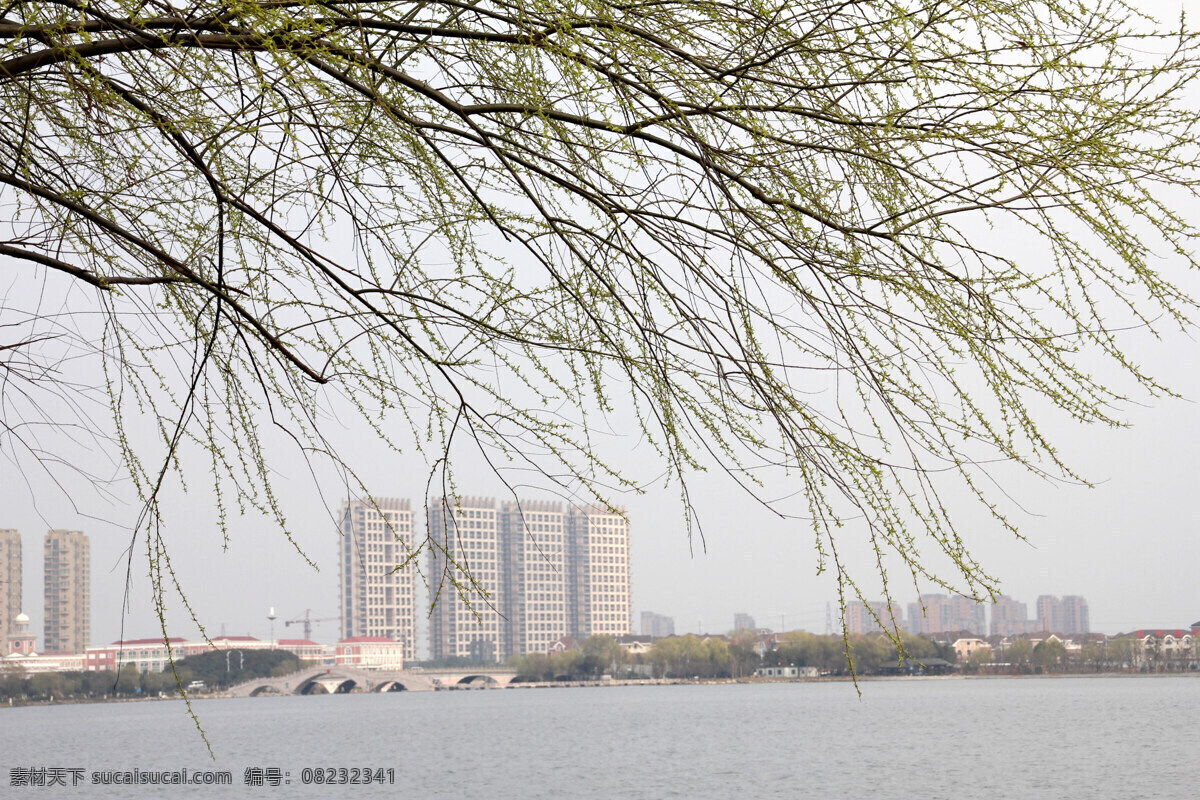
[{"left": 3, "top": 676, "right": 1196, "bottom": 798}]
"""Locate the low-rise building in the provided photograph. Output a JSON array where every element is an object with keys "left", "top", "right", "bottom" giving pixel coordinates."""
[{"left": 335, "top": 637, "right": 405, "bottom": 670}]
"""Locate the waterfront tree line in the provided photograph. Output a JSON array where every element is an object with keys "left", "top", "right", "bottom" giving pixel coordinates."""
[
  {"left": 509, "top": 632, "right": 1195, "bottom": 681},
  {"left": 508, "top": 632, "right": 957, "bottom": 681},
  {"left": 0, "top": 650, "right": 299, "bottom": 703}
]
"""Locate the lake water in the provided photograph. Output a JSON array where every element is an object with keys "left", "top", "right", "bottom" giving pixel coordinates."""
[{"left": 2, "top": 676, "right": 1196, "bottom": 798}]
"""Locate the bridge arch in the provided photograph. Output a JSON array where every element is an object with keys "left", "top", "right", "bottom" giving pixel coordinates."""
[
  {"left": 372, "top": 680, "right": 410, "bottom": 692},
  {"left": 298, "top": 678, "right": 357, "bottom": 695},
  {"left": 456, "top": 674, "right": 499, "bottom": 687}
]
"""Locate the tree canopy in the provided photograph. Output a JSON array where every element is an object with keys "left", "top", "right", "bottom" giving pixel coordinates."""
[{"left": 1, "top": 1, "right": 1199, "bottom": 620}]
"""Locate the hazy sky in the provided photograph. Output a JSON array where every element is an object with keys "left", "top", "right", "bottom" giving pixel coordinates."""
[{"left": 1, "top": 0, "right": 1197, "bottom": 652}]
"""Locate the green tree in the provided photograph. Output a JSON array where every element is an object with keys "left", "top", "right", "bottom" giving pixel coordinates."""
[
  {"left": 729, "top": 629, "right": 763, "bottom": 678},
  {"left": 1032, "top": 638, "right": 1066, "bottom": 672},
  {"left": 1006, "top": 638, "right": 1033, "bottom": 671},
  {"left": 1, "top": 1, "right": 1199, "bottom": 631},
  {"left": 966, "top": 648, "right": 994, "bottom": 673}
]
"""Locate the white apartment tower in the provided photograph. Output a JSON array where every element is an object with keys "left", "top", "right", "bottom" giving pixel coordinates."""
[
  {"left": 566, "top": 505, "right": 632, "bottom": 639},
  {"left": 0, "top": 529, "right": 21, "bottom": 655},
  {"left": 338, "top": 498, "right": 418, "bottom": 661},
  {"left": 427, "top": 497, "right": 633, "bottom": 662},
  {"left": 43, "top": 529, "right": 89, "bottom": 654},
  {"left": 501, "top": 501, "right": 567, "bottom": 658},
  {"left": 427, "top": 497, "right": 506, "bottom": 663}
]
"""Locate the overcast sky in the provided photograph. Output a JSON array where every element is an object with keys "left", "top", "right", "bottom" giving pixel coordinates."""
[{"left": 1, "top": 0, "right": 1197, "bottom": 652}]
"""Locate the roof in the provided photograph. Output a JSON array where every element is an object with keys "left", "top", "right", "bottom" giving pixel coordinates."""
[
  {"left": 337, "top": 637, "right": 399, "bottom": 644},
  {"left": 106, "top": 637, "right": 189, "bottom": 646},
  {"left": 278, "top": 639, "right": 321, "bottom": 646},
  {"left": 211, "top": 636, "right": 261, "bottom": 642}
]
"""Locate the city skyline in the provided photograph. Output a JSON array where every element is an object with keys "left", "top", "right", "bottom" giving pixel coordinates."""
[{"left": 0, "top": 521, "right": 1187, "bottom": 655}]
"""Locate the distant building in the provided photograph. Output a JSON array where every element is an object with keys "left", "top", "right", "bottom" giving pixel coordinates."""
[
  {"left": 641, "top": 611, "right": 675, "bottom": 638},
  {"left": 952, "top": 637, "right": 992, "bottom": 663},
  {"left": 43, "top": 530, "right": 89, "bottom": 654},
  {"left": 991, "top": 594, "right": 1031, "bottom": 636},
  {"left": 1035, "top": 595, "right": 1090, "bottom": 635},
  {"left": 0, "top": 530, "right": 20, "bottom": 655},
  {"left": 427, "top": 497, "right": 508, "bottom": 663},
  {"left": 338, "top": 498, "right": 418, "bottom": 661},
  {"left": 5, "top": 611, "right": 35, "bottom": 656},
  {"left": 844, "top": 600, "right": 904, "bottom": 635},
  {"left": 565, "top": 504, "right": 632, "bottom": 639},
  {"left": 84, "top": 635, "right": 334, "bottom": 673},
  {"left": 502, "top": 500, "right": 568, "bottom": 659},
  {"left": 85, "top": 637, "right": 212, "bottom": 673},
  {"left": 2, "top": 614, "right": 83, "bottom": 674},
  {"left": 907, "top": 593, "right": 985, "bottom": 636},
  {"left": 427, "top": 497, "right": 633, "bottom": 663},
  {"left": 734, "top": 612, "right": 756, "bottom": 632},
  {"left": 335, "top": 637, "right": 405, "bottom": 670},
  {"left": 1061, "top": 596, "right": 1090, "bottom": 635}
]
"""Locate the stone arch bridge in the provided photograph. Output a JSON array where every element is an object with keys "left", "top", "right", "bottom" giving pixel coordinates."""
[{"left": 228, "top": 666, "right": 517, "bottom": 697}]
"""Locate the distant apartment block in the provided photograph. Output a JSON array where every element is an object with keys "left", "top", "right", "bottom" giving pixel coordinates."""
[
  {"left": 844, "top": 600, "right": 905, "bottom": 635},
  {"left": 566, "top": 504, "right": 632, "bottom": 639},
  {"left": 427, "top": 497, "right": 507, "bottom": 663},
  {"left": 428, "top": 497, "right": 633, "bottom": 662},
  {"left": 990, "top": 594, "right": 1043, "bottom": 636},
  {"left": 641, "top": 611, "right": 675, "bottom": 638},
  {"left": 338, "top": 498, "right": 418, "bottom": 661},
  {"left": 502, "top": 500, "right": 567, "bottom": 659},
  {"left": 1036, "top": 594, "right": 1090, "bottom": 635},
  {"left": 906, "top": 593, "right": 986, "bottom": 636},
  {"left": 43, "top": 530, "right": 89, "bottom": 654},
  {"left": 734, "top": 612, "right": 757, "bottom": 632},
  {"left": 0, "top": 529, "right": 20, "bottom": 655}
]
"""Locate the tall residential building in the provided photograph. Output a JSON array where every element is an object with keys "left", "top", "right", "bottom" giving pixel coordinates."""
[
  {"left": 734, "top": 612, "right": 757, "bottom": 632},
  {"left": 844, "top": 600, "right": 905, "bottom": 635},
  {"left": 501, "top": 500, "right": 567, "bottom": 659},
  {"left": 1036, "top": 595, "right": 1064, "bottom": 634},
  {"left": 427, "top": 497, "right": 633, "bottom": 662},
  {"left": 0, "top": 529, "right": 21, "bottom": 655},
  {"left": 990, "top": 594, "right": 1041, "bottom": 636},
  {"left": 43, "top": 530, "right": 89, "bottom": 654},
  {"left": 1035, "top": 595, "right": 1090, "bottom": 635},
  {"left": 907, "top": 593, "right": 986, "bottom": 636},
  {"left": 427, "top": 497, "right": 506, "bottom": 663},
  {"left": 338, "top": 498, "right": 418, "bottom": 661},
  {"left": 1061, "top": 596, "right": 1090, "bottom": 635},
  {"left": 641, "top": 611, "right": 675, "bottom": 638},
  {"left": 565, "top": 505, "right": 632, "bottom": 639}
]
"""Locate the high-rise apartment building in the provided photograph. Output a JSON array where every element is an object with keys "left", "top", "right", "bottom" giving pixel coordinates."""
[
  {"left": 1061, "top": 596, "right": 1090, "bottom": 635},
  {"left": 1036, "top": 595, "right": 1064, "bottom": 633},
  {"left": 338, "top": 498, "right": 418, "bottom": 661},
  {"left": 427, "top": 497, "right": 507, "bottom": 663},
  {"left": 0, "top": 529, "right": 21, "bottom": 655},
  {"left": 844, "top": 600, "right": 905, "bottom": 635},
  {"left": 427, "top": 497, "right": 633, "bottom": 662},
  {"left": 641, "top": 611, "right": 675, "bottom": 638},
  {"left": 565, "top": 505, "right": 632, "bottom": 640},
  {"left": 1035, "top": 595, "right": 1089, "bottom": 635},
  {"left": 501, "top": 500, "right": 567, "bottom": 659},
  {"left": 43, "top": 530, "right": 89, "bottom": 654},
  {"left": 734, "top": 612, "right": 757, "bottom": 632},
  {"left": 991, "top": 594, "right": 1038, "bottom": 636},
  {"left": 907, "top": 593, "right": 986, "bottom": 636}
]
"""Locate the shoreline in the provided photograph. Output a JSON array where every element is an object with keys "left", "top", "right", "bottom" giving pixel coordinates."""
[{"left": 4, "top": 670, "right": 1195, "bottom": 708}]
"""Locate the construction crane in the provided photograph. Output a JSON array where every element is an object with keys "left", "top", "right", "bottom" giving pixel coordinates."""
[{"left": 283, "top": 609, "right": 338, "bottom": 641}]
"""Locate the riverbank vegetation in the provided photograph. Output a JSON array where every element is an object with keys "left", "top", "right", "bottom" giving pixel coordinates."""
[{"left": 509, "top": 632, "right": 1197, "bottom": 681}]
